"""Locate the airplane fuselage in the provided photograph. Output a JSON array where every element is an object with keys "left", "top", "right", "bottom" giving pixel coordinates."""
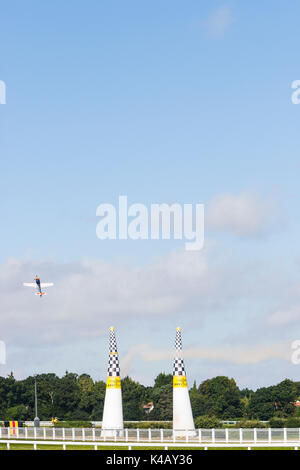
[{"left": 35, "top": 277, "right": 42, "bottom": 294}]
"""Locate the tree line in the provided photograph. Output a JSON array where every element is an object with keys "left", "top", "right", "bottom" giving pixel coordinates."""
[{"left": 0, "top": 372, "right": 300, "bottom": 423}]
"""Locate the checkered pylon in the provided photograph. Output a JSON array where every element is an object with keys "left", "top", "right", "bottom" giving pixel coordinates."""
[
  {"left": 175, "top": 328, "right": 182, "bottom": 351},
  {"left": 173, "top": 327, "right": 186, "bottom": 376},
  {"left": 107, "top": 327, "right": 120, "bottom": 377}
]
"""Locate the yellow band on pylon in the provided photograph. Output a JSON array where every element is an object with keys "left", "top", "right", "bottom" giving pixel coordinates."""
[
  {"left": 106, "top": 376, "right": 121, "bottom": 389},
  {"left": 173, "top": 376, "right": 187, "bottom": 388}
]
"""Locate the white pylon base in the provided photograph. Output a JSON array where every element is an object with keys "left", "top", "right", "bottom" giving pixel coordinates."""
[
  {"left": 173, "top": 387, "right": 196, "bottom": 438},
  {"left": 101, "top": 388, "right": 124, "bottom": 438}
]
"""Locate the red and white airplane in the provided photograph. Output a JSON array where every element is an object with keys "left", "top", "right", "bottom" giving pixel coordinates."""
[{"left": 23, "top": 276, "right": 54, "bottom": 297}]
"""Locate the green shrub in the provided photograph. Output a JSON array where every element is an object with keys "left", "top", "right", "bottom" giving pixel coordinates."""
[
  {"left": 124, "top": 422, "right": 172, "bottom": 429},
  {"left": 235, "top": 420, "right": 267, "bottom": 428},
  {"left": 54, "top": 421, "right": 92, "bottom": 428},
  {"left": 269, "top": 418, "right": 286, "bottom": 428},
  {"left": 268, "top": 417, "right": 300, "bottom": 428},
  {"left": 194, "top": 416, "right": 222, "bottom": 429},
  {"left": 285, "top": 417, "right": 300, "bottom": 428}
]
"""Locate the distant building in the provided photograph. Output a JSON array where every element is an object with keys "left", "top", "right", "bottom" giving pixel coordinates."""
[{"left": 143, "top": 402, "right": 154, "bottom": 414}]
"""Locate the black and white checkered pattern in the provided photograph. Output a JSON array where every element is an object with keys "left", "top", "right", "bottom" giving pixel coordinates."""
[
  {"left": 173, "top": 328, "right": 186, "bottom": 376},
  {"left": 173, "top": 356, "right": 186, "bottom": 376},
  {"left": 109, "top": 328, "right": 118, "bottom": 353},
  {"left": 107, "top": 327, "right": 121, "bottom": 377},
  {"left": 175, "top": 329, "right": 182, "bottom": 351},
  {"left": 107, "top": 354, "right": 120, "bottom": 377}
]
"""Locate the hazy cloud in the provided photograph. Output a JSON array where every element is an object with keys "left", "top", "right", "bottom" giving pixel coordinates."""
[
  {"left": 121, "top": 341, "right": 291, "bottom": 373},
  {"left": 267, "top": 305, "right": 300, "bottom": 327},
  {"left": 205, "top": 5, "right": 234, "bottom": 38},
  {"left": 0, "top": 247, "right": 270, "bottom": 348},
  {"left": 206, "top": 191, "right": 281, "bottom": 237}
]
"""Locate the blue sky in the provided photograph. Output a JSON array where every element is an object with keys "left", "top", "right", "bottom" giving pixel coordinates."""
[{"left": 1, "top": 1, "right": 300, "bottom": 390}]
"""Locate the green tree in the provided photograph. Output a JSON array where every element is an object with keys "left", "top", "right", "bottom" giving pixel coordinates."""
[
  {"left": 121, "top": 377, "right": 148, "bottom": 420},
  {"left": 248, "top": 379, "right": 297, "bottom": 420},
  {"left": 153, "top": 373, "right": 173, "bottom": 389},
  {"left": 150, "top": 383, "right": 172, "bottom": 421},
  {"left": 197, "top": 376, "right": 243, "bottom": 419},
  {"left": 53, "top": 372, "right": 81, "bottom": 419}
]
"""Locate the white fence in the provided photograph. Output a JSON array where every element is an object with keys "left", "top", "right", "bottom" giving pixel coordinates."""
[
  {"left": 1, "top": 427, "right": 300, "bottom": 444},
  {"left": 1, "top": 439, "right": 300, "bottom": 450}
]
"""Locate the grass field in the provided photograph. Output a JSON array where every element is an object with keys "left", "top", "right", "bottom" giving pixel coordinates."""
[{"left": 0, "top": 444, "right": 298, "bottom": 450}]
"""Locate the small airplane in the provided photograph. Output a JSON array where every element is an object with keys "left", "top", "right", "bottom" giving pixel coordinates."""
[{"left": 23, "top": 276, "right": 54, "bottom": 297}]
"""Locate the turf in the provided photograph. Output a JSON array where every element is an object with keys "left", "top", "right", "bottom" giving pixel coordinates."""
[{"left": 0, "top": 444, "right": 298, "bottom": 450}]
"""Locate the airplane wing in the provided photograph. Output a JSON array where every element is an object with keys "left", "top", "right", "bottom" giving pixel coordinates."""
[
  {"left": 23, "top": 283, "right": 36, "bottom": 287},
  {"left": 40, "top": 283, "right": 54, "bottom": 288}
]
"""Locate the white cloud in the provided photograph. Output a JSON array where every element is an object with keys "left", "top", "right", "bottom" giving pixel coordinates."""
[
  {"left": 206, "top": 191, "right": 281, "bottom": 237},
  {"left": 205, "top": 5, "right": 234, "bottom": 38},
  {"left": 267, "top": 305, "right": 300, "bottom": 326},
  {"left": 0, "top": 248, "right": 264, "bottom": 348},
  {"left": 120, "top": 341, "right": 291, "bottom": 370}
]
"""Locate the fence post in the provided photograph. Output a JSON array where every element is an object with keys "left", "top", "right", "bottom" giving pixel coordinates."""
[
  {"left": 239, "top": 428, "right": 242, "bottom": 444},
  {"left": 268, "top": 427, "right": 271, "bottom": 443},
  {"left": 94, "top": 445, "right": 98, "bottom": 451},
  {"left": 63, "top": 444, "right": 66, "bottom": 450},
  {"left": 93, "top": 428, "right": 95, "bottom": 442},
  {"left": 34, "top": 443, "right": 37, "bottom": 450},
  {"left": 125, "top": 429, "right": 128, "bottom": 442},
  {"left": 82, "top": 428, "right": 85, "bottom": 441},
  {"left": 225, "top": 428, "right": 229, "bottom": 443},
  {"left": 72, "top": 428, "right": 75, "bottom": 441},
  {"left": 62, "top": 428, "right": 65, "bottom": 440},
  {"left": 198, "top": 429, "right": 202, "bottom": 443},
  {"left": 43, "top": 428, "right": 46, "bottom": 440},
  {"left": 212, "top": 428, "right": 215, "bottom": 444},
  {"left": 254, "top": 428, "right": 257, "bottom": 444},
  {"left": 7, "top": 442, "right": 10, "bottom": 450},
  {"left": 161, "top": 429, "right": 164, "bottom": 442},
  {"left": 284, "top": 428, "right": 287, "bottom": 443},
  {"left": 25, "top": 427, "right": 28, "bottom": 439},
  {"left": 137, "top": 429, "right": 140, "bottom": 442},
  {"left": 34, "top": 427, "right": 37, "bottom": 440},
  {"left": 148, "top": 428, "right": 151, "bottom": 442}
]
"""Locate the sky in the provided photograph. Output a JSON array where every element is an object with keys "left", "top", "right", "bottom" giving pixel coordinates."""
[{"left": 1, "top": 0, "right": 300, "bottom": 390}]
